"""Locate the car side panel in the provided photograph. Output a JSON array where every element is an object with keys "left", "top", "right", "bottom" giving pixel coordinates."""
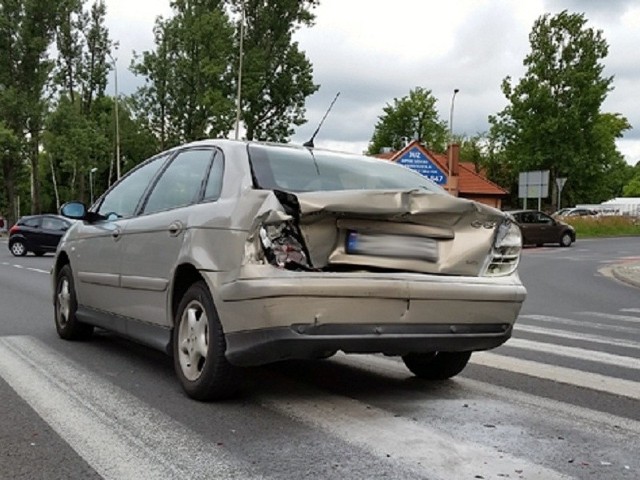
[{"left": 64, "top": 220, "right": 127, "bottom": 312}]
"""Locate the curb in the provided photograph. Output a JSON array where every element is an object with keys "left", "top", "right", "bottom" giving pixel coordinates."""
[{"left": 611, "top": 263, "right": 640, "bottom": 289}]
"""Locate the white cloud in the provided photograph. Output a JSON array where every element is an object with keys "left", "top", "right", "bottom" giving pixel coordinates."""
[{"left": 103, "top": 0, "right": 639, "bottom": 164}]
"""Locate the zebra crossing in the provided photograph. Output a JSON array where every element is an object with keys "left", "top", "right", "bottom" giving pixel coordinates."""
[{"left": 0, "top": 307, "right": 638, "bottom": 480}]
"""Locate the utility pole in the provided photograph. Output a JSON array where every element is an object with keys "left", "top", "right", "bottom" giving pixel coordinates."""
[
  {"left": 234, "top": 1, "right": 245, "bottom": 140},
  {"left": 108, "top": 44, "right": 121, "bottom": 181},
  {"left": 447, "top": 88, "right": 459, "bottom": 191}
]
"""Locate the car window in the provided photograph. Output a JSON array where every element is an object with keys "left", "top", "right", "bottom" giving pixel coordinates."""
[
  {"left": 143, "top": 149, "right": 213, "bottom": 214},
  {"left": 248, "top": 144, "right": 443, "bottom": 193},
  {"left": 533, "top": 212, "right": 553, "bottom": 224},
  {"left": 42, "top": 217, "right": 69, "bottom": 231},
  {"left": 97, "top": 155, "right": 168, "bottom": 219},
  {"left": 203, "top": 152, "right": 224, "bottom": 201},
  {"left": 20, "top": 217, "right": 40, "bottom": 228}
]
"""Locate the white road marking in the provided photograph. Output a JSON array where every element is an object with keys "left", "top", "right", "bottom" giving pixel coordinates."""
[
  {"left": 12, "top": 264, "right": 24, "bottom": 269},
  {"left": 520, "top": 314, "right": 640, "bottom": 335},
  {"left": 334, "top": 353, "right": 640, "bottom": 435},
  {"left": 515, "top": 324, "right": 640, "bottom": 351},
  {"left": 577, "top": 311, "right": 640, "bottom": 324},
  {"left": 0, "top": 336, "right": 259, "bottom": 480},
  {"left": 621, "top": 308, "right": 640, "bottom": 313},
  {"left": 261, "top": 379, "right": 571, "bottom": 480},
  {"left": 26, "top": 267, "right": 49, "bottom": 274},
  {"left": 472, "top": 352, "right": 640, "bottom": 400},
  {"left": 505, "top": 337, "right": 640, "bottom": 370}
]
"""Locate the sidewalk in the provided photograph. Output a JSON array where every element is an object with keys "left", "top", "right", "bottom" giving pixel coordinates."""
[{"left": 612, "top": 262, "right": 640, "bottom": 289}]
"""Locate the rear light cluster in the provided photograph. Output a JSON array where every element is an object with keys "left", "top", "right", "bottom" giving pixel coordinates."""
[
  {"left": 483, "top": 220, "right": 522, "bottom": 276},
  {"left": 9, "top": 225, "right": 19, "bottom": 234},
  {"left": 259, "top": 223, "right": 312, "bottom": 270}
]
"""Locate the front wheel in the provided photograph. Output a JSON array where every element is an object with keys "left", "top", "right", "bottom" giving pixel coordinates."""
[
  {"left": 173, "top": 281, "right": 237, "bottom": 401},
  {"left": 559, "top": 232, "right": 573, "bottom": 247},
  {"left": 402, "top": 351, "right": 471, "bottom": 380},
  {"left": 54, "top": 265, "right": 94, "bottom": 340},
  {"left": 10, "top": 241, "right": 27, "bottom": 256}
]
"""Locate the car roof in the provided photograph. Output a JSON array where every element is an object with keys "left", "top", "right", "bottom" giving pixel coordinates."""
[{"left": 18, "top": 214, "right": 69, "bottom": 221}]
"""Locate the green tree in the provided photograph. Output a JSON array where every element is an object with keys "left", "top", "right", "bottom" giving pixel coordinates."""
[
  {"left": 0, "top": 121, "right": 22, "bottom": 226},
  {"left": 489, "top": 11, "right": 631, "bottom": 207},
  {"left": 622, "top": 175, "right": 640, "bottom": 197},
  {"left": 46, "top": 0, "right": 112, "bottom": 207},
  {"left": 229, "top": 0, "right": 319, "bottom": 141},
  {"left": 132, "top": 0, "right": 235, "bottom": 147},
  {"left": 0, "top": 0, "right": 62, "bottom": 214},
  {"left": 367, "top": 87, "right": 448, "bottom": 155}
]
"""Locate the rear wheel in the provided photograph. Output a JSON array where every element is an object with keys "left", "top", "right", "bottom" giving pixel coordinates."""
[
  {"left": 54, "top": 265, "right": 94, "bottom": 340},
  {"left": 402, "top": 351, "right": 471, "bottom": 380},
  {"left": 10, "top": 241, "right": 27, "bottom": 257},
  {"left": 173, "top": 281, "right": 237, "bottom": 401},
  {"left": 559, "top": 232, "right": 573, "bottom": 247}
]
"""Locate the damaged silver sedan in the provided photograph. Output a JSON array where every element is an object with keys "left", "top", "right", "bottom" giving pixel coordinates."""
[{"left": 53, "top": 140, "right": 526, "bottom": 400}]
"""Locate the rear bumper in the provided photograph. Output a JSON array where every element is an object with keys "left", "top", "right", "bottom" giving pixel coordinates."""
[
  {"left": 225, "top": 323, "right": 513, "bottom": 366},
  {"left": 209, "top": 271, "right": 526, "bottom": 366}
]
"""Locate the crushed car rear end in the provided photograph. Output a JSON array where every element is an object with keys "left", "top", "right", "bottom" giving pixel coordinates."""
[{"left": 207, "top": 143, "right": 526, "bottom": 367}]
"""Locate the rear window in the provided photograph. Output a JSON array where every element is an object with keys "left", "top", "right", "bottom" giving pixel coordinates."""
[{"left": 248, "top": 144, "right": 444, "bottom": 193}]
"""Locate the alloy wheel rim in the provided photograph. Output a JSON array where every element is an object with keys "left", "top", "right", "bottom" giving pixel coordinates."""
[
  {"left": 11, "top": 243, "right": 24, "bottom": 255},
  {"left": 178, "top": 300, "right": 209, "bottom": 381},
  {"left": 57, "top": 278, "right": 71, "bottom": 326}
]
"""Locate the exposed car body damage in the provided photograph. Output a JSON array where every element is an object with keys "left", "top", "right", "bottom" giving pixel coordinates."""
[{"left": 54, "top": 139, "right": 526, "bottom": 399}]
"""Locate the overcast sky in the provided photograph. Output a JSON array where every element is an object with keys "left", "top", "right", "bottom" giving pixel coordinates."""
[{"left": 104, "top": 0, "right": 640, "bottom": 165}]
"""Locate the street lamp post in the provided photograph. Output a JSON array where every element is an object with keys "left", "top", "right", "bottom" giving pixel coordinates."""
[
  {"left": 447, "top": 88, "right": 460, "bottom": 189},
  {"left": 234, "top": 1, "right": 245, "bottom": 140},
  {"left": 89, "top": 167, "right": 98, "bottom": 204},
  {"left": 108, "top": 47, "right": 121, "bottom": 181}
]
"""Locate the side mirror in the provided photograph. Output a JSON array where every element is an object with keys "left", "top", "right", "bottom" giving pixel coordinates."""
[{"left": 60, "top": 201, "right": 87, "bottom": 220}]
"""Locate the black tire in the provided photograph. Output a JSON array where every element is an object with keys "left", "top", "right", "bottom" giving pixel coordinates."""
[
  {"left": 559, "top": 232, "right": 573, "bottom": 247},
  {"left": 173, "top": 281, "right": 237, "bottom": 401},
  {"left": 54, "top": 264, "right": 94, "bottom": 340},
  {"left": 402, "top": 351, "right": 472, "bottom": 380},
  {"left": 10, "top": 241, "right": 27, "bottom": 257}
]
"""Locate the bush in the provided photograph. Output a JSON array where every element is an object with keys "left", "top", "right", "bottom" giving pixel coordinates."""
[{"left": 564, "top": 215, "right": 640, "bottom": 237}]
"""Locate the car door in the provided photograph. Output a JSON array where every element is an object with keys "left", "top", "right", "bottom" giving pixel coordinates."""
[
  {"left": 40, "top": 216, "right": 70, "bottom": 251},
  {"left": 514, "top": 212, "right": 539, "bottom": 245},
  {"left": 116, "top": 148, "right": 218, "bottom": 327},
  {"left": 69, "top": 154, "right": 168, "bottom": 314},
  {"left": 532, "top": 211, "right": 557, "bottom": 244}
]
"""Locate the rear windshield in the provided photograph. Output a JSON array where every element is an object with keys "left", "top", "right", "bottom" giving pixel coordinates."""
[{"left": 248, "top": 144, "right": 444, "bottom": 193}]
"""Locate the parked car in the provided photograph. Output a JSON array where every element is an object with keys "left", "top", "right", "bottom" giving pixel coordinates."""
[
  {"left": 53, "top": 140, "right": 527, "bottom": 400},
  {"left": 509, "top": 209, "right": 576, "bottom": 247},
  {"left": 8, "top": 214, "right": 72, "bottom": 256},
  {"left": 552, "top": 207, "right": 598, "bottom": 217}
]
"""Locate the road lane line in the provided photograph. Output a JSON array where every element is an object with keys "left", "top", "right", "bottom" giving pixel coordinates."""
[
  {"left": 505, "top": 337, "right": 640, "bottom": 370},
  {"left": 260, "top": 379, "right": 571, "bottom": 480},
  {"left": 621, "top": 308, "right": 640, "bottom": 313},
  {"left": 515, "top": 324, "right": 640, "bottom": 351},
  {"left": 25, "top": 267, "right": 49, "bottom": 274},
  {"left": 519, "top": 314, "right": 640, "bottom": 335},
  {"left": 471, "top": 352, "right": 640, "bottom": 400},
  {"left": 576, "top": 311, "right": 640, "bottom": 324},
  {"left": 0, "top": 336, "right": 259, "bottom": 480}
]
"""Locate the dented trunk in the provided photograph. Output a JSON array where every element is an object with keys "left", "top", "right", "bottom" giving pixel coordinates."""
[{"left": 247, "top": 189, "right": 511, "bottom": 277}]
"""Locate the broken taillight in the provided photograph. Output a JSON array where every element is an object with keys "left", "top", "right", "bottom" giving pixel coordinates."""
[{"left": 259, "top": 223, "right": 312, "bottom": 270}]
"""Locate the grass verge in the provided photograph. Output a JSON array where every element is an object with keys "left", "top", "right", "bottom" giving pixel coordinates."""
[{"left": 564, "top": 216, "right": 640, "bottom": 238}]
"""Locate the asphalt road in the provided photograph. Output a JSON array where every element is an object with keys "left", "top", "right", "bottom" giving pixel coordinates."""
[{"left": 0, "top": 237, "right": 638, "bottom": 480}]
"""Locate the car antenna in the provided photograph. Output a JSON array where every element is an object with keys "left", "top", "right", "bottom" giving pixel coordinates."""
[{"left": 303, "top": 92, "right": 340, "bottom": 148}]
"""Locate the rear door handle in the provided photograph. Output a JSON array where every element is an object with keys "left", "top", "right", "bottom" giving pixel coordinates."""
[{"left": 168, "top": 221, "right": 184, "bottom": 237}]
